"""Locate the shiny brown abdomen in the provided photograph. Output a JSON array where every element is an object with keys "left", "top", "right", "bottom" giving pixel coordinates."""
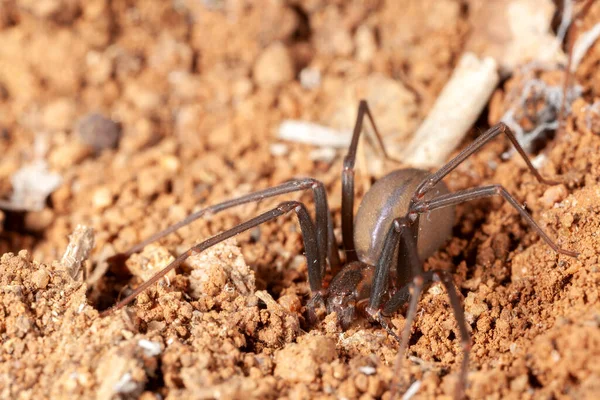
[{"left": 354, "top": 168, "right": 455, "bottom": 266}]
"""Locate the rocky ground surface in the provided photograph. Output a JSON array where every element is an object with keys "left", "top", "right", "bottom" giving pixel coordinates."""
[{"left": 1, "top": 1, "right": 600, "bottom": 399}]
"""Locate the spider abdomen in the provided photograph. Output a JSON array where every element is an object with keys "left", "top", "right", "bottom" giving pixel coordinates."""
[{"left": 354, "top": 168, "right": 455, "bottom": 266}]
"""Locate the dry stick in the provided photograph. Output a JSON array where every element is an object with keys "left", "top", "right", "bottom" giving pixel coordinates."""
[
  {"left": 61, "top": 225, "right": 95, "bottom": 281},
  {"left": 558, "top": 0, "right": 596, "bottom": 137},
  {"left": 403, "top": 53, "right": 499, "bottom": 168},
  {"left": 571, "top": 22, "right": 600, "bottom": 70}
]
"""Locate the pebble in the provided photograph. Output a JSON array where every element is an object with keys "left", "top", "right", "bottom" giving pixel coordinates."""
[
  {"left": 76, "top": 113, "right": 121, "bottom": 151},
  {"left": 124, "top": 81, "right": 162, "bottom": 112},
  {"left": 24, "top": 208, "right": 54, "bottom": 232},
  {"left": 43, "top": 98, "right": 76, "bottom": 132},
  {"left": 232, "top": 78, "right": 254, "bottom": 102},
  {"left": 269, "top": 143, "right": 289, "bottom": 157},
  {"left": 299, "top": 67, "right": 321, "bottom": 89},
  {"left": 277, "top": 294, "right": 302, "bottom": 313},
  {"left": 31, "top": 268, "right": 50, "bottom": 289},
  {"left": 354, "top": 373, "right": 368, "bottom": 392},
  {"left": 160, "top": 155, "right": 181, "bottom": 172},
  {"left": 541, "top": 184, "right": 567, "bottom": 208},
  {"left": 86, "top": 51, "right": 113, "bottom": 85},
  {"left": 92, "top": 187, "right": 113, "bottom": 209},
  {"left": 331, "top": 28, "right": 354, "bottom": 56},
  {"left": 274, "top": 336, "right": 337, "bottom": 383},
  {"left": 253, "top": 42, "right": 295, "bottom": 88}
]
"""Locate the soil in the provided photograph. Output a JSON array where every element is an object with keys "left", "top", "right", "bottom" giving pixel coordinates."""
[{"left": 1, "top": 1, "right": 600, "bottom": 399}]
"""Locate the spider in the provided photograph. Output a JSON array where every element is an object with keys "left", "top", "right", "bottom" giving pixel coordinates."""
[{"left": 99, "top": 100, "right": 578, "bottom": 398}]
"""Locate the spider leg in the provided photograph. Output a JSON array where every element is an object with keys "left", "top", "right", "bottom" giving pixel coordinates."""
[
  {"left": 385, "top": 269, "right": 469, "bottom": 400},
  {"left": 412, "top": 122, "right": 559, "bottom": 205},
  {"left": 342, "top": 100, "right": 402, "bottom": 261},
  {"left": 412, "top": 184, "right": 578, "bottom": 257},
  {"left": 388, "top": 271, "right": 427, "bottom": 400},
  {"left": 363, "top": 215, "right": 469, "bottom": 399},
  {"left": 115, "top": 178, "right": 339, "bottom": 277},
  {"left": 435, "top": 270, "right": 470, "bottom": 400},
  {"left": 100, "top": 201, "right": 320, "bottom": 317},
  {"left": 365, "top": 217, "right": 422, "bottom": 343},
  {"left": 366, "top": 217, "right": 420, "bottom": 313}
]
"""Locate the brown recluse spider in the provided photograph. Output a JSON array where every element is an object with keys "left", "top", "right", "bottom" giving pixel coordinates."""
[{"left": 99, "top": 100, "right": 578, "bottom": 399}]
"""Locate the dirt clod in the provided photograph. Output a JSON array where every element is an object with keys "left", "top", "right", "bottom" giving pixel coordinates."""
[
  {"left": 253, "top": 42, "right": 296, "bottom": 89},
  {"left": 274, "top": 335, "right": 337, "bottom": 383}
]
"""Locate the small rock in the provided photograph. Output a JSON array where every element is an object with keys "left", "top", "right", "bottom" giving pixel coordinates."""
[
  {"left": 232, "top": 78, "right": 253, "bottom": 102},
  {"left": 354, "top": 373, "right": 369, "bottom": 392},
  {"left": 50, "top": 140, "right": 94, "bottom": 170},
  {"left": 274, "top": 336, "right": 337, "bottom": 383},
  {"left": 24, "top": 208, "right": 54, "bottom": 232},
  {"left": 160, "top": 155, "right": 181, "bottom": 172},
  {"left": 330, "top": 28, "right": 354, "bottom": 57},
  {"left": 168, "top": 71, "right": 202, "bottom": 102},
  {"left": 269, "top": 143, "right": 289, "bottom": 157},
  {"left": 76, "top": 113, "right": 121, "bottom": 151},
  {"left": 86, "top": 51, "right": 113, "bottom": 85},
  {"left": 253, "top": 42, "right": 295, "bottom": 88},
  {"left": 541, "top": 184, "right": 567, "bottom": 208},
  {"left": 299, "top": 67, "right": 321, "bottom": 90},
  {"left": 126, "top": 244, "right": 176, "bottom": 283},
  {"left": 510, "top": 375, "right": 529, "bottom": 392},
  {"left": 124, "top": 81, "right": 162, "bottom": 112},
  {"left": 148, "top": 34, "right": 193, "bottom": 74},
  {"left": 92, "top": 187, "right": 113, "bottom": 209},
  {"left": 464, "top": 292, "right": 489, "bottom": 324},
  {"left": 31, "top": 268, "right": 50, "bottom": 289},
  {"left": 277, "top": 293, "right": 301, "bottom": 313},
  {"left": 43, "top": 98, "right": 76, "bottom": 132},
  {"left": 19, "top": 0, "right": 79, "bottom": 21},
  {"left": 187, "top": 239, "right": 254, "bottom": 300},
  {"left": 16, "top": 315, "right": 32, "bottom": 336}
]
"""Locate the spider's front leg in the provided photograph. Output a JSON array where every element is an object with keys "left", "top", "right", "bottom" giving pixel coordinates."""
[
  {"left": 364, "top": 215, "right": 470, "bottom": 400},
  {"left": 102, "top": 178, "right": 341, "bottom": 278}
]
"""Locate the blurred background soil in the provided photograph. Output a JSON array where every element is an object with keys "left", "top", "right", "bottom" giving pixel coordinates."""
[{"left": 1, "top": 0, "right": 600, "bottom": 399}]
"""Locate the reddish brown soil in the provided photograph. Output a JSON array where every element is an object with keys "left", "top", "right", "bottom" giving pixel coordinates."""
[{"left": 1, "top": 1, "right": 600, "bottom": 399}]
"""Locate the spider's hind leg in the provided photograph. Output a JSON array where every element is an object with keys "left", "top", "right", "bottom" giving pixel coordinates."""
[{"left": 100, "top": 201, "right": 324, "bottom": 317}]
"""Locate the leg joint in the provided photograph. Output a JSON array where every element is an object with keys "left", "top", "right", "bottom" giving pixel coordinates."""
[
  {"left": 343, "top": 157, "right": 355, "bottom": 171},
  {"left": 277, "top": 201, "right": 303, "bottom": 213},
  {"left": 392, "top": 217, "right": 410, "bottom": 232}
]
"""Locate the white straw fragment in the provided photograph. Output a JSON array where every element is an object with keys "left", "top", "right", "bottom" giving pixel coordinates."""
[
  {"left": 61, "top": 224, "right": 95, "bottom": 281},
  {"left": 404, "top": 53, "right": 499, "bottom": 168},
  {"left": 278, "top": 120, "right": 351, "bottom": 148},
  {"left": 402, "top": 380, "right": 422, "bottom": 400},
  {"left": 571, "top": 22, "right": 600, "bottom": 72}
]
